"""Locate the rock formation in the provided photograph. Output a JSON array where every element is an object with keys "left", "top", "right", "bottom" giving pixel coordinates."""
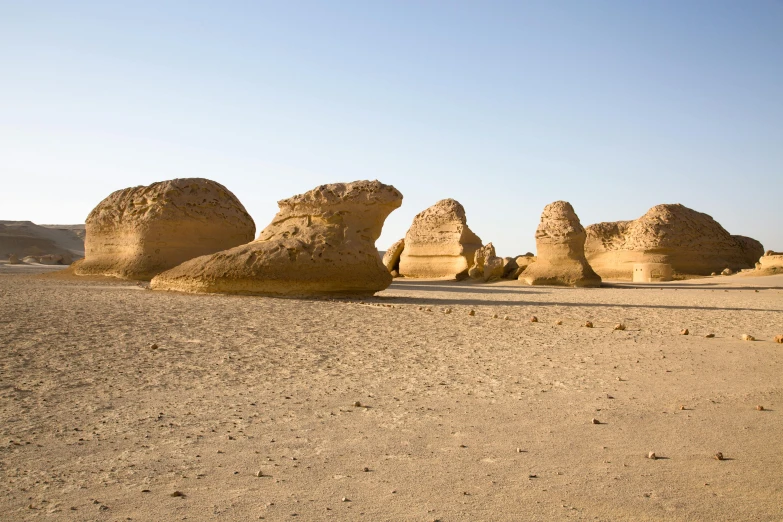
[
  {"left": 505, "top": 254, "right": 536, "bottom": 279},
  {"left": 584, "top": 204, "right": 764, "bottom": 279},
  {"left": 520, "top": 201, "right": 601, "bottom": 287},
  {"left": 469, "top": 243, "right": 496, "bottom": 280},
  {"left": 151, "top": 180, "right": 402, "bottom": 296},
  {"left": 754, "top": 251, "right": 783, "bottom": 275},
  {"left": 382, "top": 238, "right": 405, "bottom": 275},
  {"left": 8, "top": 253, "right": 20, "bottom": 264},
  {"left": 74, "top": 178, "right": 255, "bottom": 280},
  {"left": 483, "top": 256, "right": 505, "bottom": 282},
  {"left": 398, "top": 199, "right": 482, "bottom": 279}
]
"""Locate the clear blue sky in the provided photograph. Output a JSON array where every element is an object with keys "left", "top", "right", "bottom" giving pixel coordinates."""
[{"left": 1, "top": 1, "right": 781, "bottom": 255}]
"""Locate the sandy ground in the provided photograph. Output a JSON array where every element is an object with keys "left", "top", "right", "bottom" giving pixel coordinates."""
[{"left": 1, "top": 268, "right": 782, "bottom": 521}]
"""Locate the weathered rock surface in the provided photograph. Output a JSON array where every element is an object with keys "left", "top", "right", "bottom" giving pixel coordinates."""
[
  {"left": 469, "top": 243, "right": 496, "bottom": 280},
  {"left": 398, "top": 199, "right": 482, "bottom": 279},
  {"left": 506, "top": 254, "right": 536, "bottom": 279},
  {"left": 8, "top": 253, "right": 20, "bottom": 264},
  {"left": 151, "top": 180, "right": 402, "bottom": 296},
  {"left": 520, "top": 201, "right": 601, "bottom": 287},
  {"left": 382, "top": 238, "right": 405, "bottom": 274},
  {"left": 75, "top": 178, "right": 255, "bottom": 280},
  {"left": 585, "top": 204, "right": 763, "bottom": 279},
  {"left": 483, "top": 256, "right": 505, "bottom": 282},
  {"left": 754, "top": 252, "right": 783, "bottom": 275}
]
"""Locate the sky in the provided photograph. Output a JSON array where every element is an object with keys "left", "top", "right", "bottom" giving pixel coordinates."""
[{"left": 1, "top": 1, "right": 782, "bottom": 256}]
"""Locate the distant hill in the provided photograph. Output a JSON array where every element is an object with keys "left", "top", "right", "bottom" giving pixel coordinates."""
[{"left": 0, "top": 221, "right": 85, "bottom": 262}]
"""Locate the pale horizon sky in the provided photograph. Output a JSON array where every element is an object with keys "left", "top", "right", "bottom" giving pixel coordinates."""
[{"left": 1, "top": 1, "right": 781, "bottom": 256}]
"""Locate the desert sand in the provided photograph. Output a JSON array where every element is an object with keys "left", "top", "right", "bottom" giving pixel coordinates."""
[{"left": 1, "top": 265, "right": 782, "bottom": 521}]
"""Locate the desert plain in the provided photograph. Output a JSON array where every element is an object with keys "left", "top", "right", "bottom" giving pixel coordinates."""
[{"left": 1, "top": 263, "right": 782, "bottom": 521}]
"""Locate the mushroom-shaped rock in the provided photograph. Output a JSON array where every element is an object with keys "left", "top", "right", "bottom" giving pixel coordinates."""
[
  {"left": 584, "top": 204, "right": 763, "bottom": 279},
  {"left": 74, "top": 178, "right": 255, "bottom": 280},
  {"left": 151, "top": 180, "right": 402, "bottom": 296},
  {"left": 398, "top": 199, "right": 482, "bottom": 279},
  {"left": 382, "top": 238, "right": 405, "bottom": 274},
  {"left": 520, "top": 201, "right": 601, "bottom": 287}
]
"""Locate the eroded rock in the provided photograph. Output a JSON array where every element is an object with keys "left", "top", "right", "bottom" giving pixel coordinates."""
[{"left": 151, "top": 180, "right": 402, "bottom": 296}]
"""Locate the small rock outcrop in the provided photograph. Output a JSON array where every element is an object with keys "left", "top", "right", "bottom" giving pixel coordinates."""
[
  {"left": 151, "top": 180, "right": 402, "bottom": 296},
  {"left": 382, "top": 238, "right": 405, "bottom": 275},
  {"left": 483, "top": 256, "right": 505, "bottom": 282},
  {"left": 398, "top": 199, "right": 482, "bottom": 279},
  {"left": 75, "top": 178, "right": 255, "bottom": 280},
  {"left": 8, "top": 253, "right": 20, "bottom": 264},
  {"left": 585, "top": 204, "right": 764, "bottom": 279},
  {"left": 520, "top": 201, "right": 601, "bottom": 287},
  {"left": 505, "top": 254, "right": 536, "bottom": 279},
  {"left": 754, "top": 251, "right": 783, "bottom": 275}
]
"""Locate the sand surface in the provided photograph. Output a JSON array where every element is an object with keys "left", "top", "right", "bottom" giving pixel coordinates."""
[{"left": 1, "top": 269, "right": 782, "bottom": 521}]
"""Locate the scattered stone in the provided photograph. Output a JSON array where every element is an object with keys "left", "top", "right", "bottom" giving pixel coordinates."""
[
  {"left": 680, "top": 329, "right": 689, "bottom": 335},
  {"left": 756, "top": 405, "right": 765, "bottom": 411},
  {"left": 256, "top": 470, "right": 264, "bottom": 477},
  {"left": 363, "top": 467, "right": 370, "bottom": 472},
  {"left": 150, "top": 343, "right": 158, "bottom": 349},
  {"left": 583, "top": 321, "right": 593, "bottom": 328},
  {"left": 705, "top": 333, "right": 715, "bottom": 338},
  {"left": 613, "top": 324, "right": 626, "bottom": 331},
  {"left": 468, "top": 310, "right": 475, "bottom": 316},
  {"left": 353, "top": 401, "right": 362, "bottom": 408},
  {"left": 492, "top": 314, "right": 498, "bottom": 319},
  {"left": 530, "top": 316, "right": 538, "bottom": 323},
  {"left": 170, "top": 491, "right": 185, "bottom": 497},
  {"left": 775, "top": 335, "right": 783, "bottom": 344},
  {"left": 647, "top": 452, "right": 657, "bottom": 460},
  {"left": 591, "top": 418, "right": 600, "bottom": 424},
  {"left": 741, "top": 334, "right": 755, "bottom": 341},
  {"left": 341, "top": 497, "right": 350, "bottom": 502},
  {"left": 503, "top": 315, "right": 509, "bottom": 321},
  {"left": 722, "top": 268, "right": 733, "bottom": 276},
  {"left": 444, "top": 308, "right": 452, "bottom": 314},
  {"left": 679, "top": 405, "right": 685, "bottom": 410},
  {"left": 711, "top": 272, "right": 717, "bottom": 276},
  {"left": 554, "top": 320, "right": 563, "bottom": 325},
  {"left": 714, "top": 452, "right": 724, "bottom": 461}
]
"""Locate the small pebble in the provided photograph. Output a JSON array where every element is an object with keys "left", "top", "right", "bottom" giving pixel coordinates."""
[
  {"left": 591, "top": 418, "right": 600, "bottom": 424},
  {"left": 444, "top": 308, "right": 452, "bottom": 314},
  {"left": 256, "top": 470, "right": 264, "bottom": 477},
  {"left": 353, "top": 401, "right": 362, "bottom": 407},
  {"left": 647, "top": 452, "right": 657, "bottom": 460},
  {"left": 150, "top": 343, "right": 158, "bottom": 349},
  {"left": 756, "top": 405, "right": 764, "bottom": 411},
  {"left": 341, "top": 497, "right": 350, "bottom": 502},
  {"left": 583, "top": 321, "right": 593, "bottom": 328},
  {"left": 363, "top": 467, "right": 370, "bottom": 472},
  {"left": 714, "top": 452, "right": 724, "bottom": 461},
  {"left": 170, "top": 491, "right": 185, "bottom": 497},
  {"left": 679, "top": 405, "right": 685, "bottom": 410},
  {"left": 680, "top": 329, "right": 689, "bottom": 335},
  {"left": 492, "top": 314, "right": 498, "bottom": 319},
  {"left": 613, "top": 324, "right": 626, "bottom": 331},
  {"left": 705, "top": 333, "right": 715, "bottom": 338},
  {"left": 530, "top": 316, "right": 538, "bottom": 323},
  {"left": 554, "top": 320, "right": 563, "bottom": 325},
  {"left": 468, "top": 310, "right": 475, "bottom": 316},
  {"left": 774, "top": 335, "right": 783, "bottom": 344},
  {"left": 503, "top": 315, "right": 509, "bottom": 320},
  {"left": 741, "top": 334, "right": 755, "bottom": 341}
]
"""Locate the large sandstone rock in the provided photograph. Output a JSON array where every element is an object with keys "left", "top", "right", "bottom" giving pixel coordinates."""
[
  {"left": 398, "top": 199, "right": 482, "bottom": 279},
  {"left": 469, "top": 243, "right": 496, "bottom": 280},
  {"left": 75, "top": 178, "right": 255, "bottom": 280},
  {"left": 584, "top": 204, "right": 764, "bottom": 279},
  {"left": 520, "top": 201, "right": 601, "bottom": 287},
  {"left": 483, "top": 256, "right": 505, "bottom": 282},
  {"left": 151, "top": 180, "right": 402, "bottom": 296},
  {"left": 382, "top": 238, "right": 405, "bottom": 274}
]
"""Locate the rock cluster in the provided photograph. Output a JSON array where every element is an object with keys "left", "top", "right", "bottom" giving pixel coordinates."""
[
  {"left": 397, "top": 199, "right": 483, "bottom": 279},
  {"left": 584, "top": 204, "right": 763, "bottom": 279},
  {"left": 151, "top": 180, "right": 402, "bottom": 296},
  {"left": 520, "top": 201, "right": 601, "bottom": 287},
  {"left": 75, "top": 178, "right": 255, "bottom": 280}
]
